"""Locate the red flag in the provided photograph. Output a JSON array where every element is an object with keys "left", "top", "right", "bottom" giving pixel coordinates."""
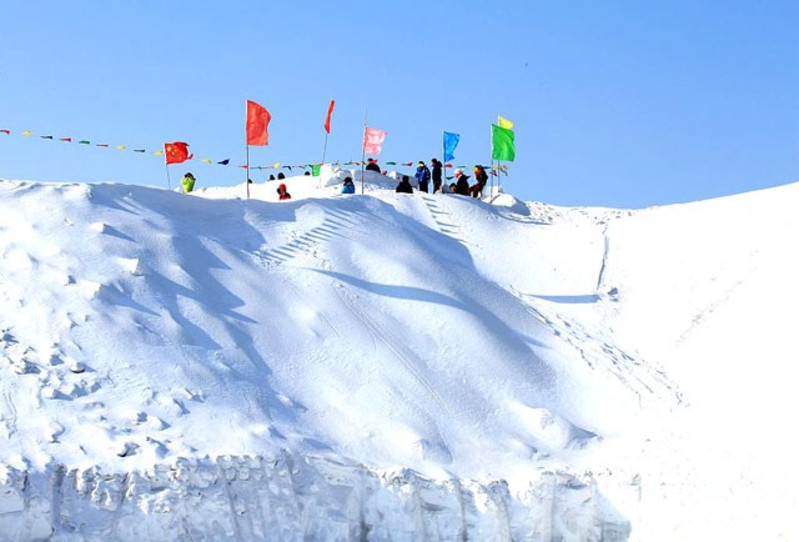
[
  {"left": 324, "top": 99, "right": 335, "bottom": 134},
  {"left": 363, "top": 126, "right": 387, "bottom": 155},
  {"left": 0, "top": 129, "right": 10, "bottom": 135},
  {"left": 164, "top": 141, "right": 192, "bottom": 164},
  {"left": 60, "top": 137, "right": 72, "bottom": 142},
  {"left": 246, "top": 100, "right": 271, "bottom": 146}
]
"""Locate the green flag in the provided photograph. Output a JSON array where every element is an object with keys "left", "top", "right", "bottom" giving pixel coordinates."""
[
  {"left": 491, "top": 124, "right": 515, "bottom": 161},
  {"left": 311, "top": 164, "right": 321, "bottom": 176}
]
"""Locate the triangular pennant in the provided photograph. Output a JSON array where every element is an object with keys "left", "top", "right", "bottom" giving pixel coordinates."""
[
  {"left": 21, "top": 131, "right": 33, "bottom": 136},
  {"left": 59, "top": 137, "right": 72, "bottom": 142},
  {"left": 133, "top": 149, "right": 145, "bottom": 153},
  {"left": 217, "top": 159, "right": 230, "bottom": 165},
  {"left": 153, "top": 150, "right": 164, "bottom": 156},
  {"left": 96, "top": 144, "right": 109, "bottom": 148},
  {"left": 201, "top": 159, "right": 212, "bottom": 164},
  {"left": 0, "top": 129, "right": 10, "bottom": 135},
  {"left": 79, "top": 140, "right": 91, "bottom": 145},
  {"left": 116, "top": 145, "right": 127, "bottom": 150},
  {"left": 41, "top": 135, "right": 54, "bottom": 140}
]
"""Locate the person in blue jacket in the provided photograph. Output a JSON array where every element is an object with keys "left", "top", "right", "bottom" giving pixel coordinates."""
[
  {"left": 341, "top": 177, "right": 355, "bottom": 194},
  {"left": 415, "top": 161, "right": 431, "bottom": 193}
]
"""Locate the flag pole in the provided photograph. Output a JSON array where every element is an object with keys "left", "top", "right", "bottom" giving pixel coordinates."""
[
  {"left": 164, "top": 162, "right": 172, "bottom": 190},
  {"left": 246, "top": 144, "right": 251, "bottom": 199},
  {"left": 245, "top": 100, "right": 251, "bottom": 200},
  {"left": 321, "top": 132, "right": 329, "bottom": 166},
  {"left": 361, "top": 109, "right": 367, "bottom": 195}
]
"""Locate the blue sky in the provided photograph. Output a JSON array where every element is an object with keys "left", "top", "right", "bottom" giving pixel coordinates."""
[{"left": 0, "top": 1, "right": 796, "bottom": 208}]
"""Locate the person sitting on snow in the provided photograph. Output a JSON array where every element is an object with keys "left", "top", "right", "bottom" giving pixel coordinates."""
[
  {"left": 453, "top": 169, "right": 470, "bottom": 195},
  {"left": 341, "top": 177, "right": 355, "bottom": 194},
  {"left": 469, "top": 165, "right": 488, "bottom": 198},
  {"left": 395, "top": 175, "right": 414, "bottom": 194},
  {"left": 181, "top": 172, "right": 196, "bottom": 193},
  {"left": 276, "top": 183, "right": 292, "bottom": 200}
]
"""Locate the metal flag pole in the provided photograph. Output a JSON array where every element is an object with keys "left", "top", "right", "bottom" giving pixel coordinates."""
[
  {"left": 246, "top": 144, "right": 251, "bottom": 200},
  {"left": 361, "top": 109, "right": 368, "bottom": 195},
  {"left": 164, "top": 162, "right": 172, "bottom": 190},
  {"left": 245, "top": 101, "right": 251, "bottom": 200}
]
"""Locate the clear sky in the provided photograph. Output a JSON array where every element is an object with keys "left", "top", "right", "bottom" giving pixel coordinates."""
[{"left": 0, "top": 1, "right": 796, "bottom": 208}]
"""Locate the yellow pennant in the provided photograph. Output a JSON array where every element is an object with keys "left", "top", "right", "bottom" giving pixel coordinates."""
[
  {"left": 153, "top": 151, "right": 163, "bottom": 156},
  {"left": 21, "top": 130, "right": 33, "bottom": 136},
  {"left": 201, "top": 158, "right": 212, "bottom": 164},
  {"left": 116, "top": 145, "right": 127, "bottom": 150},
  {"left": 273, "top": 162, "right": 280, "bottom": 168},
  {"left": 498, "top": 116, "right": 514, "bottom": 130}
]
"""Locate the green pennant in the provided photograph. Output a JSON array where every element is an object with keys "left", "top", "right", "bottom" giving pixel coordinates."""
[
  {"left": 79, "top": 140, "right": 90, "bottom": 145},
  {"left": 491, "top": 124, "right": 515, "bottom": 161}
]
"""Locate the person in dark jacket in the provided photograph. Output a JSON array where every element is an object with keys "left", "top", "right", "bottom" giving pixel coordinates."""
[
  {"left": 415, "top": 161, "right": 431, "bottom": 193},
  {"left": 469, "top": 165, "right": 488, "bottom": 198},
  {"left": 277, "top": 183, "right": 291, "bottom": 200},
  {"left": 396, "top": 175, "right": 414, "bottom": 194},
  {"left": 454, "top": 168, "right": 470, "bottom": 195},
  {"left": 430, "top": 158, "right": 443, "bottom": 193},
  {"left": 269, "top": 174, "right": 276, "bottom": 181},
  {"left": 277, "top": 172, "right": 286, "bottom": 180},
  {"left": 341, "top": 177, "right": 355, "bottom": 194},
  {"left": 365, "top": 158, "right": 381, "bottom": 173}
]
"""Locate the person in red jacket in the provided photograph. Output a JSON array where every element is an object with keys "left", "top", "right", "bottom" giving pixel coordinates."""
[
  {"left": 469, "top": 165, "right": 488, "bottom": 198},
  {"left": 276, "top": 183, "right": 292, "bottom": 200}
]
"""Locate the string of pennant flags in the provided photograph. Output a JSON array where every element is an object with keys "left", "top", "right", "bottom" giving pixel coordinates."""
[
  {"left": 0, "top": 126, "right": 511, "bottom": 176},
  {"left": 2, "top": 101, "right": 515, "bottom": 195}
]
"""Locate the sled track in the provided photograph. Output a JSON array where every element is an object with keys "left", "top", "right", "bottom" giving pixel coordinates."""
[{"left": 334, "top": 284, "right": 449, "bottom": 414}]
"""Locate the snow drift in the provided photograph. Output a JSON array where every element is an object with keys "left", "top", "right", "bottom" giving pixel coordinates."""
[{"left": 0, "top": 173, "right": 797, "bottom": 540}]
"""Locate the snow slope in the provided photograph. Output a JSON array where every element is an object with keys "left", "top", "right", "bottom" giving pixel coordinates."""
[{"left": 0, "top": 172, "right": 797, "bottom": 540}]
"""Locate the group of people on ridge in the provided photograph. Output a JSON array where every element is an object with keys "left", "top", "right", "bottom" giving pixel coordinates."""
[
  {"left": 393, "top": 160, "right": 487, "bottom": 198},
  {"left": 180, "top": 158, "right": 489, "bottom": 201}
]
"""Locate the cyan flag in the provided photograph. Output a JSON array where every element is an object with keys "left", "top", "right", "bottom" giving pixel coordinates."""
[{"left": 443, "top": 131, "right": 460, "bottom": 162}]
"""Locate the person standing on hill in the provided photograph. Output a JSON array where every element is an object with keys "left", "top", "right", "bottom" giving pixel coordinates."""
[
  {"left": 415, "top": 161, "right": 431, "bottom": 193},
  {"left": 181, "top": 172, "right": 196, "bottom": 193},
  {"left": 431, "top": 158, "right": 443, "bottom": 193},
  {"left": 454, "top": 169, "right": 470, "bottom": 195},
  {"left": 469, "top": 165, "right": 488, "bottom": 198}
]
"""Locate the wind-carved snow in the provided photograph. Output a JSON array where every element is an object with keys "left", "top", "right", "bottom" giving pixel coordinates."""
[{"left": 1, "top": 175, "right": 798, "bottom": 540}]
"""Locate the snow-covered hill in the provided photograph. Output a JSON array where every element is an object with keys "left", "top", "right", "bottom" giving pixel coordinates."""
[{"left": 1, "top": 172, "right": 797, "bottom": 540}]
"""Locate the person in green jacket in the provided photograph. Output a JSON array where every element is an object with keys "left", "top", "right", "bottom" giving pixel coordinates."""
[{"left": 181, "top": 172, "right": 196, "bottom": 193}]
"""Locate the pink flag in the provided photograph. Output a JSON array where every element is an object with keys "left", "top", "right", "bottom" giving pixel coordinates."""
[{"left": 363, "top": 126, "right": 387, "bottom": 155}]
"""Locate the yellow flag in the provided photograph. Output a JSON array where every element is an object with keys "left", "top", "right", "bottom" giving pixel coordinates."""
[
  {"left": 21, "top": 130, "right": 33, "bottom": 136},
  {"left": 202, "top": 158, "right": 212, "bottom": 164},
  {"left": 153, "top": 151, "right": 164, "bottom": 156},
  {"left": 498, "top": 116, "right": 514, "bottom": 130},
  {"left": 273, "top": 162, "right": 280, "bottom": 168},
  {"left": 116, "top": 145, "right": 127, "bottom": 150}
]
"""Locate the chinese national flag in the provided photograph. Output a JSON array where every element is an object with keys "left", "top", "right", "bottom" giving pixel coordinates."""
[
  {"left": 164, "top": 141, "right": 192, "bottom": 164},
  {"left": 246, "top": 100, "right": 271, "bottom": 146},
  {"left": 324, "top": 99, "right": 335, "bottom": 134}
]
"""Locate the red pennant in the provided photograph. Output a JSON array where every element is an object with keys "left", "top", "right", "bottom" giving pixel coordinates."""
[
  {"left": 0, "top": 129, "right": 10, "bottom": 135},
  {"left": 60, "top": 137, "right": 72, "bottom": 142},
  {"left": 324, "top": 99, "right": 335, "bottom": 134},
  {"left": 96, "top": 144, "right": 109, "bottom": 148},
  {"left": 164, "top": 141, "right": 192, "bottom": 164},
  {"left": 246, "top": 100, "right": 271, "bottom": 146}
]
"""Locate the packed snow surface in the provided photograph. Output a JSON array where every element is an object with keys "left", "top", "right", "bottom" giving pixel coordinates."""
[{"left": 0, "top": 171, "right": 797, "bottom": 540}]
